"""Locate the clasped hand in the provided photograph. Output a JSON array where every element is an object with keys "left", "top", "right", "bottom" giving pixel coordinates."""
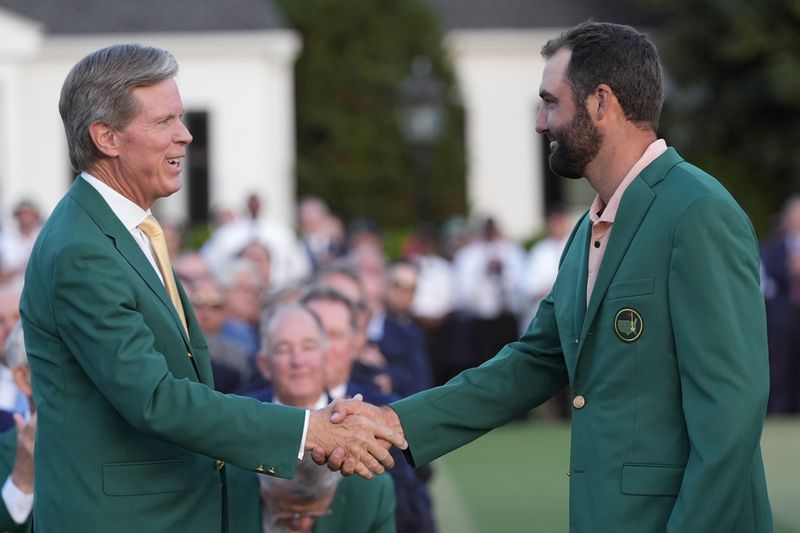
[{"left": 306, "top": 394, "right": 406, "bottom": 479}]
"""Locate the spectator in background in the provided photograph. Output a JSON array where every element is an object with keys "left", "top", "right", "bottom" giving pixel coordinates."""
[
  {"left": 298, "top": 196, "right": 338, "bottom": 272},
  {"left": 0, "top": 282, "right": 26, "bottom": 427},
  {"left": 174, "top": 251, "right": 213, "bottom": 292},
  {"left": 217, "top": 258, "right": 265, "bottom": 362},
  {"left": 230, "top": 303, "right": 396, "bottom": 533},
  {"left": 353, "top": 247, "right": 431, "bottom": 398},
  {"left": 190, "top": 278, "right": 252, "bottom": 393},
  {"left": 0, "top": 201, "right": 42, "bottom": 283},
  {"left": 384, "top": 261, "right": 433, "bottom": 392},
  {"left": 347, "top": 217, "right": 384, "bottom": 253},
  {"left": 238, "top": 241, "right": 272, "bottom": 294},
  {"left": 321, "top": 214, "right": 347, "bottom": 262},
  {"left": 761, "top": 195, "right": 800, "bottom": 413},
  {"left": 249, "top": 304, "right": 328, "bottom": 410},
  {"left": 452, "top": 217, "right": 525, "bottom": 368},
  {"left": 0, "top": 324, "right": 35, "bottom": 532},
  {"left": 519, "top": 204, "right": 571, "bottom": 334},
  {"left": 315, "top": 262, "right": 392, "bottom": 394},
  {"left": 439, "top": 215, "right": 473, "bottom": 261},
  {"left": 201, "top": 193, "right": 310, "bottom": 291},
  {"left": 301, "top": 284, "right": 436, "bottom": 533},
  {"left": 405, "top": 224, "right": 459, "bottom": 386},
  {"left": 300, "top": 285, "right": 376, "bottom": 402}
]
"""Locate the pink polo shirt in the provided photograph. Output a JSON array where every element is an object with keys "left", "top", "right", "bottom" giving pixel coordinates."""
[{"left": 586, "top": 139, "right": 667, "bottom": 303}]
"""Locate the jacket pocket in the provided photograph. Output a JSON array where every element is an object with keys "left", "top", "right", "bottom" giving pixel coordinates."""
[
  {"left": 607, "top": 277, "right": 655, "bottom": 301},
  {"left": 621, "top": 463, "right": 685, "bottom": 496},
  {"left": 102, "top": 459, "right": 186, "bottom": 496}
]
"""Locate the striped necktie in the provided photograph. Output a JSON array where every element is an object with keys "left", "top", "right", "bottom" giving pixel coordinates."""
[{"left": 138, "top": 215, "right": 188, "bottom": 334}]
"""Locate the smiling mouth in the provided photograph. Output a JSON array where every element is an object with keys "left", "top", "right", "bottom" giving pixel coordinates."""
[{"left": 167, "top": 157, "right": 183, "bottom": 169}]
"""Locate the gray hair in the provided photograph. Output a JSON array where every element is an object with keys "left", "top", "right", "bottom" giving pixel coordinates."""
[
  {"left": 59, "top": 43, "right": 178, "bottom": 172},
  {"left": 259, "top": 453, "right": 341, "bottom": 501},
  {"left": 259, "top": 302, "right": 328, "bottom": 357},
  {"left": 215, "top": 258, "right": 263, "bottom": 291},
  {"left": 4, "top": 323, "right": 28, "bottom": 369}
]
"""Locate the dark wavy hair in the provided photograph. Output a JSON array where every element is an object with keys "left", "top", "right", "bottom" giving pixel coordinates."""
[{"left": 542, "top": 21, "right": 664, "bottom": 131}]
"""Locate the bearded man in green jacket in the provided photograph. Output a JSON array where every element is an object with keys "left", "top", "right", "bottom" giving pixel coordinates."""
[{"left": 323, "top": 21, "right": 772, "bottom": 533}]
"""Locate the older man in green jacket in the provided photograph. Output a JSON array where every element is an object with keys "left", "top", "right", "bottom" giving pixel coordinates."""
[{"left": 21, "top": 43, "right": 403, "bottom": 533}]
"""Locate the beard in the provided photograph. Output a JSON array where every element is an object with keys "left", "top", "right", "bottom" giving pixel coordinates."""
[{"left": 547, "top": 103, "right": 602, "bottom": 179}]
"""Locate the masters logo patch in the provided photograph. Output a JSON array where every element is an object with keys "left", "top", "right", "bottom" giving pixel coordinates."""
[{"left": 614, "top": 308, "right": 643, "bottom": 342}]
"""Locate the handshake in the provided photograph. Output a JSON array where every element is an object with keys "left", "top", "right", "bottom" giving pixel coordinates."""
[{"left": 305, "top": 395, "right": 406, "bottom": 479}]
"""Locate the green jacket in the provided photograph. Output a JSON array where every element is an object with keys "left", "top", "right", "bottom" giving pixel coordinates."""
[
  {"left": 0, "top": 428, "right": 32, "bottom": 533},
  {"left": 392, "top": 148, "right": 772, "bottom": 532},
  {"left": 20, "top": 177, "right": 306, "bottom": 533}
]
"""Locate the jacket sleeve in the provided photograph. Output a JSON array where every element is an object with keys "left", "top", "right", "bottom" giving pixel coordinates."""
[
  {"left": 666, "top": 196, "right": 770, "bottom": 531},
  {"left": 391, "top": 291, "right": 568, "bottom": 467}
]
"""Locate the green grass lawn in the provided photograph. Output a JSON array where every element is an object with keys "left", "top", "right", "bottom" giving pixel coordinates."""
[{"left": 430, "top": 415, "right": 800, "bottom": 533}]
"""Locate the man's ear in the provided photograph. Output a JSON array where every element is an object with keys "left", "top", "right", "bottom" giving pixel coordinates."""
[
  {"left": 11, "top": 365, "right": 32, "bottom": 399},
  {"left": 89, "top": 121, "right": 121, "bottom": 157},
  {"left": 592, "top": 83, "right": 616, "bottom": 120},
  {"left": 256, "top": 351, "right": 272, "bottom": 381}
]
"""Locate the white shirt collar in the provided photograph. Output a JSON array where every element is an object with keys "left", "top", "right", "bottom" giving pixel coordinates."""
[
  {"left": 328, "top": 383, "right": 348, "bottom": 401},
  {"left": 81, "top": 172, "right": 151, "bottom": 231},
  {"left": 272, "top": 393, "right": 329, "bottom": 411}
]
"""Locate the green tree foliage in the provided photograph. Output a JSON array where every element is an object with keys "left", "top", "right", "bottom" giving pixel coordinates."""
[
  {"left": 640, "top": 0, "right": 800, "bottom": 235},
  {"left": 277, "top": 0, "right": 467, "bottom": 227}
]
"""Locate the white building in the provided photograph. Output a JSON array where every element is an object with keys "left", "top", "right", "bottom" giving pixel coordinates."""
[{"left": 0, "top": 0, "right": 300, "bottom": 229}]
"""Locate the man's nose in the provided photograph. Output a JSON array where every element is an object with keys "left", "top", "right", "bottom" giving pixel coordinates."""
[
  {"left": 534, "top": 106, "right": 547, "bottom": 135},
  {"left": 175, "top": 120, "right": 193, "bottom": 145}
]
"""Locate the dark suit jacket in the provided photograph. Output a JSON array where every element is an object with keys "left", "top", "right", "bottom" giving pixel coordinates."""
[
  {"left": 20, "top": 177, "right": 306, "bottom": 532},
  {"left": 0, "top": 412, "right": 14, "bottom": 435},
  {"left": 376, "top": 315, "right": 433, "bottom": 398},
  {"left": 0, "top": 428, "right": 32, "bottom": 533},
  {"left": 760, "top": 234, "right": 800, "bottom": 411},
  {"left": 392, "top": 149, "right": 772, "bottom": 532}
]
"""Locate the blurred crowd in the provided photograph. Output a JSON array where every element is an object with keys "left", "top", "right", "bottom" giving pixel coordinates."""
[{"left": 1, "top": 190, "right": 799, "bottom": 531}]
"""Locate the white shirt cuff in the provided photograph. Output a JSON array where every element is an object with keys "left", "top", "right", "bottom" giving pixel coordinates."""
[
  {"left": 298, "top": 409, "right": 310, "bottom": 459},
  {"left": 2, "top": 475, "right": 33, "bottom": 524}
]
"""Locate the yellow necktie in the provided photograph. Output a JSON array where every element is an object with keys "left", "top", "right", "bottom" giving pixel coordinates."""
[{"left": 138, "top": 215, "right": 188, "bottom": 334}]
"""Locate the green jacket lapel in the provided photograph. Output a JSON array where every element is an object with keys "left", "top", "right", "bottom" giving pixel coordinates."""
[
  {"left": 67, "top": 178, "right": 192, "bottom": 350},
  {"left": 579, "top": 149, "right": 684, "bottom": 343}
]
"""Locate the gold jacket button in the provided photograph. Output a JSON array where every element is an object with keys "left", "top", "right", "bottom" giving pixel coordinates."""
[
  {"left": 572, "top": 395, "right": 586, "bottom": 409},
  {"left": 213, "top": 459, "right": 225, "bottom": 470},
  {"left": 256, "top": 464, "right": 277, "bottom": 475}
]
